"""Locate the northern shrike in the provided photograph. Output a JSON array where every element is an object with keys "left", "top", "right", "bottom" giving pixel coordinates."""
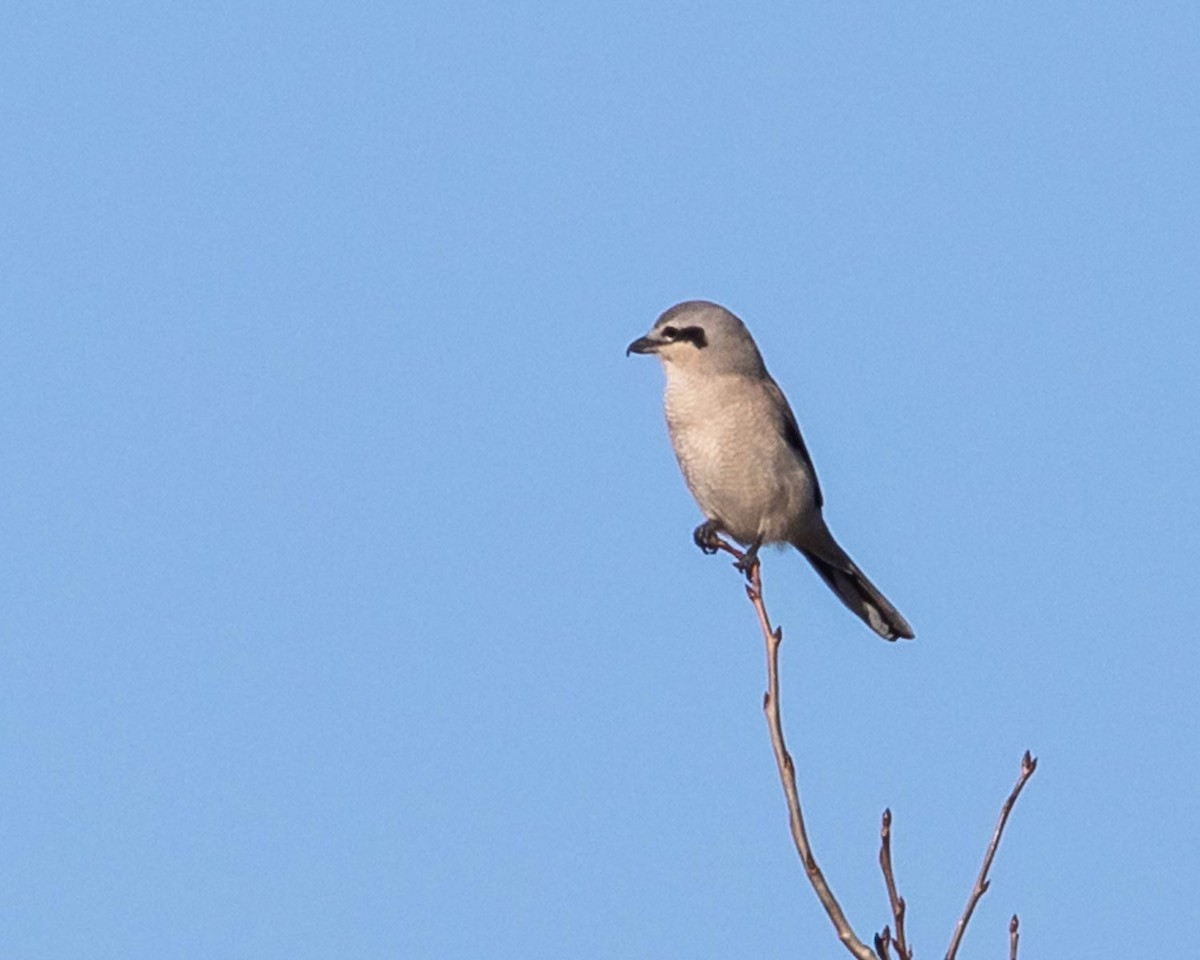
[{"left": 627, "top": 300, "right": 914, "bottom": 641}]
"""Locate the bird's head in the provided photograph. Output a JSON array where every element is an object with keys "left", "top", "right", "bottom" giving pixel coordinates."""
[{"left": 626, "top": 300, "right": 766, "bottom": 376}]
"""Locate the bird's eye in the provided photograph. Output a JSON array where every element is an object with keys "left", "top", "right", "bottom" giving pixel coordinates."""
[{"left": 661, "top": 326, "right": 678, "bottom": 339}]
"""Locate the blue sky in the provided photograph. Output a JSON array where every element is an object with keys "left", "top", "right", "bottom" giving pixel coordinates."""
[{"left": 4, "top": 2, "right": 1198, "bottom": 957}]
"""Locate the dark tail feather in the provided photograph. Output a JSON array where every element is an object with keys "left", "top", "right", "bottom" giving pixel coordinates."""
[{"left": 800, "top": 549, "right": 915, "bottom": 641}]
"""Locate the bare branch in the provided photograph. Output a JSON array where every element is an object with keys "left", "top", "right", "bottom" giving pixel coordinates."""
[
  {"left": 713, "top": 536, "right": 877, "bottom": 960},
  {"left": 878, "top": 809, "right": 912, "bottom": 960},
  {"left": 944, "top": 751, "right": 1038, "bottom": 960},
  {"left": 705, "top": 536, "right": 1036, "bottom": 960}
]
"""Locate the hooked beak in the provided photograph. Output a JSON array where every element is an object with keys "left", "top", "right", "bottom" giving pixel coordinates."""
[{"left": 626, "top": 335, "right": 661, "bottom": 357}]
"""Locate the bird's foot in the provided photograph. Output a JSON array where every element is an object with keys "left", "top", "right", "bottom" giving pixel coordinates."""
[
  {"left": 692, "top": 521, "right": 723, "bottom": 555},
  {"left": 733, "top": 538, "right": 763, "bottom": 580}
]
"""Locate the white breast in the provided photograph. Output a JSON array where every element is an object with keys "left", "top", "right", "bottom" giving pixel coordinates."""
[{"left": 662, "top": 368, "right": 817, "bottom": 544}]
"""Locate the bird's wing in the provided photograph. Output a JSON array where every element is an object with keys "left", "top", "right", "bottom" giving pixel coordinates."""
[{"left": 763, "top": 377, "right": 823, "bottom": 509}]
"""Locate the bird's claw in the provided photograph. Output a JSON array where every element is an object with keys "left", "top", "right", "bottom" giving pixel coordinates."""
[
  {"left": 733, "top": 555, "right": 758, "bottom": 578},
  {"left": 693, "top": 521, "right": 722, "bottom": 555},
  {"left": 733, "top": 539, "right": 762, "bottom": 580}
]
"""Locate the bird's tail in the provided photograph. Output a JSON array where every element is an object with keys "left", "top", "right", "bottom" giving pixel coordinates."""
[{"left": 794, "top": 536, "right": 914, "bottom": 641}]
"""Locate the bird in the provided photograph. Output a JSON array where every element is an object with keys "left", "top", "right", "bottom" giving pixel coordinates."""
[{"left": 627, "top": 300, "right": 914, "bottom": 641}]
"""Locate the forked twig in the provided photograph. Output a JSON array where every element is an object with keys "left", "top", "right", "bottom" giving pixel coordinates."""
[
  {"left": 706, "top": 536, "right": 1035, "bottom": 959},
  {"left": 710, "top": 535, "right": 876, "bottom": 960},
  {"left": 878, "top": 809, "right": 911, "bottom": 960},
  {"left": 944, "top": 751, "right": 1038, "bottom": 960}
]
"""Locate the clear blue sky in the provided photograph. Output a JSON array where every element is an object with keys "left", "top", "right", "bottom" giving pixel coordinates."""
[{"left": 4, "top": 3, "right": 1198, "bottom": 957}]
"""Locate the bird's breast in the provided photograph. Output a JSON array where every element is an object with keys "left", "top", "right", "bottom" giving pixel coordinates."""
[{"left": 662, "top": 372, "right": 816, "bottom": 543}]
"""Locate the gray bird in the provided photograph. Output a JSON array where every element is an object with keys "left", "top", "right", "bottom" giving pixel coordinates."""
[{"left": 627, "top": 300, "right": 914, "bottom": 641}]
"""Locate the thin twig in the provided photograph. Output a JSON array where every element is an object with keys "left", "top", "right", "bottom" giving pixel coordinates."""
[
  {"left": 713, "top": 536, "right": 876, "bottom": 960},
  {"left": 1009, "top": 914, "right": 1020, "bottom": 960},
  {"left": 879, "top": 809, "right": 911, "bottom": 960},
  {"left": 706, "top": 536, "right": 749, "bottom": 567},
  {"left": 944, "top": 751, "right": 1038, "bottom": 960},
  {"left": 874, "top": 927, "right": 893, "bottom": 960}
]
